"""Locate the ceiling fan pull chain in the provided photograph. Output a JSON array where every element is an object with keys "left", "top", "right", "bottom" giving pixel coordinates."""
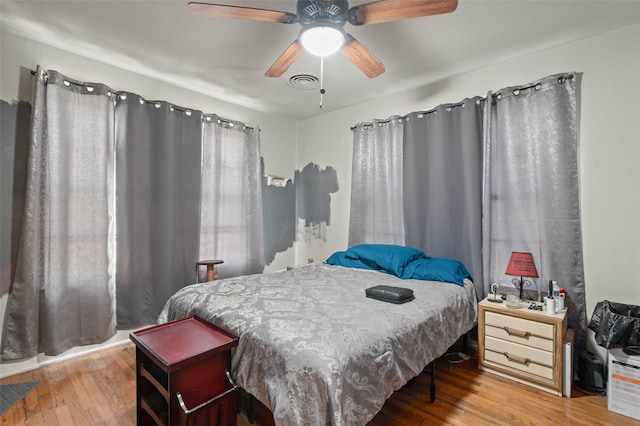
[{"left": 319, "top": 56, "right": 325, "bottom": 109}]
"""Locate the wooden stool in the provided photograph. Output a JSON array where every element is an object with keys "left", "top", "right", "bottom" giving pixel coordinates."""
[{"left": 196, "top": 260, "right": 224, "bottom": 282}]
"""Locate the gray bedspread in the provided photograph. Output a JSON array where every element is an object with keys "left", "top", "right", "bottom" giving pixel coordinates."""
[{"left": 158, "top": 263, "right": 477, "bottom": 425}]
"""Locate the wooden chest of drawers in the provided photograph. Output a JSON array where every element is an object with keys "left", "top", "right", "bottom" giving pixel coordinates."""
[{"left": 478, "top": 298, "right": 567, "bottom": 396}]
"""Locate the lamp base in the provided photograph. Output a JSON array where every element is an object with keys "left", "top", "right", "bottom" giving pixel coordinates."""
[{"left": 519, "top": 277, "right": 525, "bottom": 301}]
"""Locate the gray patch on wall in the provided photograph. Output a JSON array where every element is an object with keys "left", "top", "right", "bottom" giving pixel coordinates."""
[
  {"left": 1, "top": 100, "right": 31, "bottom": 296},
  {"left": 262, "top": 161, "right": 338, "bottom": 265},
  {"left": 295, "top": 163, "right": 339, "bottom": 226},
  {"left": 262, "top": 159, "right": 296, "bottom": 265}
]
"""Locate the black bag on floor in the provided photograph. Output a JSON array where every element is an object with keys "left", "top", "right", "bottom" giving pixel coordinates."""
[{"left": 588, "top": 300, "right": 640, "bottom": 355}]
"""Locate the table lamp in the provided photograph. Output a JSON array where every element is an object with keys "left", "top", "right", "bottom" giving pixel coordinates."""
[{"left": 505, "top": 251, "right": 539, "bottom": 301}]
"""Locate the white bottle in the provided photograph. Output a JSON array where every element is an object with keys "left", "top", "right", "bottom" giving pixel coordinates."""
[
  {"left": 556, "top": 287, "right": 565, "bottom": 311},
  {"left": 546, "top": 297, "right": 556, "bottom": 314}
]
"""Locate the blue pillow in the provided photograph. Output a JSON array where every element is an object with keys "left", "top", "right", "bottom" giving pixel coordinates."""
[
  {"left": 325, "top": 251, "right": 376, "bottom": 271},
  {"left": 343, "top": 244, "right": 428, "bottom": 278},
  {"left": 406, "top": 257, "right": 472, "bottom": 286}
]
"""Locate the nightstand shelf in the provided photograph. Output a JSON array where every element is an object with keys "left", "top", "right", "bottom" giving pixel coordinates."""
[{"left": 478, "top": 297, "right": 567, "bottom": 396}]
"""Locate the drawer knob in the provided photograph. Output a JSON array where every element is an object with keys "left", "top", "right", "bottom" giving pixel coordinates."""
[
  {"left": 503, "top": 352, "right": 531, "bottom": 366},
  {"left": 503, "top": 326, "right": 530, "bottom": 339}
]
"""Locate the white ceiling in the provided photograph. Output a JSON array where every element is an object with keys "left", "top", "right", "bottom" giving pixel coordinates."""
[{"left": 2, "top": 0, "right": 640, "bottom": 121}]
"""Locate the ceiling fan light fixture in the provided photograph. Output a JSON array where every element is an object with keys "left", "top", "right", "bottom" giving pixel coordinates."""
[{"left": 300, "top": 25, "right": 345, "bottom": 57}]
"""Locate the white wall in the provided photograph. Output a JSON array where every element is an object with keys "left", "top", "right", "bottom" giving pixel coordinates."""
[
  {"left": 296, "top": 24, "right": 640, "bottom": 356},
  {"left": 0, "top": 30, "right": 298, "bottom": 377}
]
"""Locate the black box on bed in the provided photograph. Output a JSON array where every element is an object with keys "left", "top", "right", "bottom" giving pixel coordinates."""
[{"left": 366, "top": 285, "right": 415, "bottom": 304}]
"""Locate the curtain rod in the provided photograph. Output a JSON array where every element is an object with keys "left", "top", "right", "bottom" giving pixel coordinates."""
[
  {"left": 351, "top": 73, "right": 575, "bottom": 131},
  {"left": 30, "top": 68, "right": 256, "bottom": 132},
  {"left": 350, "top": 100, "right": 471, "bottom": 131},
  {"left": 493, "top": 74, "right": 574, "bottom": 100}
]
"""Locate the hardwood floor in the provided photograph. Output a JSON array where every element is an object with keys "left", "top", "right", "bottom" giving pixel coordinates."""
[{"left": 1, "top": 342, "right": 638, "bottom": 425}]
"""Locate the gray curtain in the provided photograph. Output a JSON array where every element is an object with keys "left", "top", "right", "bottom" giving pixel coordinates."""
[
  {"left": 2, "top": 69, "right": 116, "bottom": 359},
  {"left": 482, "top": 72, "right": 586, "bottom": 355},
  {"left": 0, "top": 99, "right": 31, "bottom": 298},
  {"left": 3, "top": 68, "right": 264, "bottom": 359},
  {"left": 349, "top": 117, "right": 405, "bottom": 246},
  {"left": 199, "top": 116, "right": 264, "bottom": 278},
  {"left": 114, "top": 95, "right": 202, "bottom": 328},
  {"left": 403, "top": 99, "right": 484, "bottom": 299}
]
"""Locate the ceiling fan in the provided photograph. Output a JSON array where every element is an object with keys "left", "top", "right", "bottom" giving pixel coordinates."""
[{"left": 188, "top": 0, "right": 458, "bottom": 79}]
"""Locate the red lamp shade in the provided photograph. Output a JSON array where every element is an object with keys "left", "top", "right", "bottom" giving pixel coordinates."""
[{"left": 505, "top": 252, "right": 539, "bottom": 278}]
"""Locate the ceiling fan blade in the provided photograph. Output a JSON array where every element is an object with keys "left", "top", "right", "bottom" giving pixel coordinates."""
[
  {"left": 340, "top": 34, "right": 385, "bottom": 78},
  {"left": 348, "top": 0, "right": 457, "bottom": 26},
  {"left": 265, "top": 40, "right": 304, "bottom": 78},
  {"left": 188, "top": 2, "right": 297, "bottom": 24}
]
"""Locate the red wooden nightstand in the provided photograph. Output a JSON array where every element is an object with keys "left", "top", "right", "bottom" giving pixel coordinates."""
[{"left": 130, "top": 317, "right": 238, "bottom": 425}]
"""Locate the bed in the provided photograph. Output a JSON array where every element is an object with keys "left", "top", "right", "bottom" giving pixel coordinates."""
[{"left": 158, "top": 248, "right": 477, "bottom": 426}]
